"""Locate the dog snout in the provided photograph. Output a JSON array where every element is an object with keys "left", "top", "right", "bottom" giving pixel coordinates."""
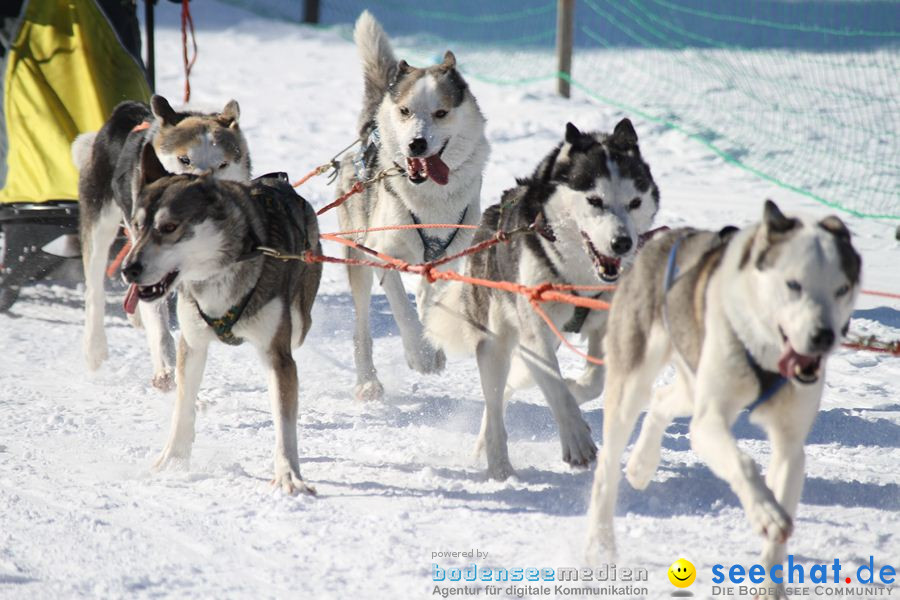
[
  {"left": 611, "top": 235, "right": 633, "bottom": 256},
  {"left": 408, "top": 137, "right": 428, "bottom": 156},
  {"left": 122, "top": 260, "right": 143, "bottom": 283},
  {"left": 810, "top": 327, "right": 835, "bottom": 352}
]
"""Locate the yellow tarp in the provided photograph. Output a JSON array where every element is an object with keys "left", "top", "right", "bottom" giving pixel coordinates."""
[{"left": 0, "top": 0, "right": 150, "bottom": 204}]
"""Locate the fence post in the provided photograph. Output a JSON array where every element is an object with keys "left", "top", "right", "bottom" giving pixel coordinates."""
[
  {"left": 556, "top": 0, "right": 574, "bottom": 98},
  {"left": 303, "top": 0, "right": 320, "bottom": 24}
]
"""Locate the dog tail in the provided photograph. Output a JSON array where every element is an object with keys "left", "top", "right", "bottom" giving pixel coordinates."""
[
  {"left": 425, "top": 280, "right": 482, "bottom": 356},
  {"left": 71, "top": 132, "right": 97, "bottom": 172},
  {"left": 354, "top": 10, "right": 397, "bottom": 136}
]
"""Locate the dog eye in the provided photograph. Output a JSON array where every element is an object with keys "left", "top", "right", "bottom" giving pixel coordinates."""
[
  {"left": 628, "top": 197, "right": 642, "bottom": 210},
  {"left": 399, "top": 106, "right": 410, "bottom": 117},
  {"left": 159, "top": 223, "right": 178, "bottom": 234},
  {"left": 178, "top": 155, "right": 191, "bottom": 166},
  {"left": 218, "top": 162, "right": 228, "bottom": 170},
  {"left": 434, "top": 109, "right": 448, "bottom": 119},
  {"left": 786, "top": 280, "right": 802, "bottom": 293},
  {"left": 587, "top": 196, "right": 605, "bottom": 210},
  {"left": 835, "top": 284, "right": 850, "bottom": 298}
]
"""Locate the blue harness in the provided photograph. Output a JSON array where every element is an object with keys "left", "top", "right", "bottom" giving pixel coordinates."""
[{"left": 663, "top": 238, "right": 787, "bottom": 413}]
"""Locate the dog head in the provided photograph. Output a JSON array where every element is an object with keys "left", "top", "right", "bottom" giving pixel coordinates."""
[
  {"left": 741, "top": 200, "right": 861, "bottom": 384},
  {"left": 536, "top": 119, "right": 660, "bottom": 283},
  {"left": 150, "top": 95, "right": 251, "bottom": 182},
  {"left": 121, "top": 144, "right": 254, "bottom": 304},
  {"left": 377, "top": 51, "right": 485, "bottom": 186}
]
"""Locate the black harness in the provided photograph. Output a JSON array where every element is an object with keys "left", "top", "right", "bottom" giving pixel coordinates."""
[{"left": 410, "top": 207, "right": 469, "bottom": 263}]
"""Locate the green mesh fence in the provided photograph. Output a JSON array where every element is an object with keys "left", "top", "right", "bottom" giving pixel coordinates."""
[{"left": 231, "top": 0, "right": 900, "bottom": 220}]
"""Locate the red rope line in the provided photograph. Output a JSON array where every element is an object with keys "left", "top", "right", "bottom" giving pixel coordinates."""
[
  {"left": 316, "top": 181, "right": 364, "bottom": 216},
  {"left": 181, "top": 0, "right": 197, "bottom": 104}
]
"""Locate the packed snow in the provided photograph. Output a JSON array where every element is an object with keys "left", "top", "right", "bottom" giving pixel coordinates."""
[{"left": 0, "top": 2, "right": 897, "bottom": 598}]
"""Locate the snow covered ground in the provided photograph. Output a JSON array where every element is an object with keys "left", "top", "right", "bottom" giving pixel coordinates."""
[{"left": 0, "top": 2, "right": 897, "bottom": 598}]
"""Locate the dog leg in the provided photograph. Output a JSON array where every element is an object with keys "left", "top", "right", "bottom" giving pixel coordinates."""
[
  {"left": 138, "top": 298, "right": 176, "bottom": 391},
  {"left": 347, "top": 260, "right": 383, "bottom": 401},
  {"left": 381, "top": 270, "right": 445, "bottom": 374},
  {"left": 154, "top": 334, "right": 207, "bottom": 471},
  {"left": 518, "top": 320, "right": 596, "bottom": 467},
  {"left": 81, "top": 203, "right": 119, "bottom": 371},
  {"left": 755, "top": 390, "right": 820, "bottom": 599},
  {"left": 267, "top": 342, "right": 315, "bottom": 496},
  {"left": 625, "top": 366, "right": 692, "bottom": 490},
  {"left": 691, "top": 378, "right": 794, "bottom": 545},
  {"left": 472, "top": 385, "right": 513, "bottom": 461},
  {"left": 476, "top": 336, "right": 515, "bottom": 480},
  {"left": 566, "top": 330, "right": 605, "bottom": 405}
]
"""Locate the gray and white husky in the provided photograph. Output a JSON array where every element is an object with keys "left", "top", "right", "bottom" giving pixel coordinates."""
[
  {"left": 121, "top": 144, "right": 322, "bottom": 494},
  {"left": 73, "top": 95, "right": 251, "bottom": 389},
  {"left": 426, "top": 120, "right": 660, "bottom": 479},
  {"left": 586, "top": 201, "right": 860, "bottom": 597},
  {"left": 336, "top": 11, "right": 490, "bottom": 401}
]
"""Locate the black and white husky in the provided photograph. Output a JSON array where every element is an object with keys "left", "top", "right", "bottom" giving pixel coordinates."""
[
  {"left": 72, "top": 95, "right": 251, "bottom": 389},
  {"left": 122, "top": 144, "right": 322, "bottom": 494},
  {"left": 336, "top": 11, "right": 490, "bottom": 401},
  {"left": 426, "top": 120, "right": 660, "bottom": 479},
  {"left": 586, "top": 201, "right": 860, "bottom": 598}
]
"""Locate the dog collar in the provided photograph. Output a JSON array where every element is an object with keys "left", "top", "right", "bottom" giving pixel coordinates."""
[
  {"left": 410, "top": 206, "right": 469, "bottom": 263},
  {"left": 662, "top": 235, "right": 787, "bottom": 413},
  {"left": 561, "top": 292, "right": 607, "bottom": 334},
  {"left": 196, "top": 287, "right": 255, "bottom": 346}
]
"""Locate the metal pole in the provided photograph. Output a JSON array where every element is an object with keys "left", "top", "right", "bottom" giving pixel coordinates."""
[
  {"left": 303, "top": 0, "right": 320, "bottom": 24},
  {"left": 145, "top": 0, "right": 155, "bottom": 92},
  {"left": 556, "top": 0, "right": 574, "bottom": 98}
]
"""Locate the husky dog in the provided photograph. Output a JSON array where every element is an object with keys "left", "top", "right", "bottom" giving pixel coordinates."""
[
  {"left": 121, "top": 144, "right": 322, "bottom": 494},
  {"left": 73, "top": 95, "right": 251, "bottom": 389},
  {"left": 585, "top": 201, "right": 860, "bottom": 595},
  {"left": 426, "top": 120, "right": 660, "bottom": 479},
  {"left": 336, "top": 11, "right": 490, "bottom": 401}
]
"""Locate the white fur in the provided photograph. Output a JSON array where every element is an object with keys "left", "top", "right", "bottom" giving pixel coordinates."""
[{"left": 71, "top": 132, "right": 96, "bottom": 171}]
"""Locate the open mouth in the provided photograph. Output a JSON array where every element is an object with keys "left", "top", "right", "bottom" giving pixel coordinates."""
[
  {"left": 581, "top": 231, "right": 621, "bottom": 283},
  {"left": 123, "top": 271, "right": 178, "bottom": 314},
  {"left": 777, "top": 326, "right": 822, "bottom": 384},
  {"left": 405, "top": 140, "right": 449, "bottom": 186}
]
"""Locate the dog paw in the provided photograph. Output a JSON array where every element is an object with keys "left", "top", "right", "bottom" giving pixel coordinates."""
[
  {"left": 272, "top": 471, "right": 316, "bottom": 496},
  {"left": 84, "top": 336, "right": 108, "bottom": 371},
  {"left": 560, "top": 419, "right": 597, "bottom": 467},
  {"left": 565, "top": 377, "right": 602, "bottom": 405},
  {"left": 152, "top": 369, "right": 175, "bottom": 392},
  {"left": 152, "top": 446, "right": 191, "bottom": 472},
  {"left": 584, "top": 527, "right": 617, "bottom": 564},
  {"left": 406, "top": 345, "right": 445, "bottom": 375},
  {"left": 625, "top": 447, "right": 660, "bottom": 490},
  {"left": 749, "top": 497, "right": 793, "bottom": 543},
  {"left": 355, "top": 380, "right": 384, "bottom": 402},
  {"left": 486, "top": 460, "right": 516, "bottom": 482}
]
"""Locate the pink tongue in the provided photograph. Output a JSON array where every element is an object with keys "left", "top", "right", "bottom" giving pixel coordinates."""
[
  {"left": 777, "top": 346, "right": 817, "bottom": 378},
  {"left": 123, "top": 284, "right": 139, "bottom": 315},
  {"left": 425, "top": 154, "right": 449, "bottom": 186}
]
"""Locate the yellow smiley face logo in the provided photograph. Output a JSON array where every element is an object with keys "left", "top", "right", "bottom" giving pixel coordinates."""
[{"left": 668, "top": 558, "right": 696, "bottom": 588}]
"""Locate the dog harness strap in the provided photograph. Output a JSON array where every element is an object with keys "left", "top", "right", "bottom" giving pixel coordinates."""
[
  {"left": 410, "top": 207, "right": 469, "bottom": 263},
  {"left": 562, "top": 292, "right": 606, "bottom": 334},
  {"left": 196, "top": 288, "right": 255, "bottom": 346},
  {"left": 744, "top": 350, "right": 788, "bottom": 413}
]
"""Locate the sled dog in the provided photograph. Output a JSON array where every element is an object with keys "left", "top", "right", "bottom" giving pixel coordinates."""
[
  {"left": 73, "top": 95, "right": 251, "bottom": 389},
  {"left": 585, "top": 200, "right": 860, "bottom": 598},
  {"left": 426, "top": 119, "right": 660, "bottom": 479},
  {"left": 122, "top": 144, "right": 322, "bottom": 494},
  {"left": 336, "top": 11, "right": 490, "bottom": 401}
]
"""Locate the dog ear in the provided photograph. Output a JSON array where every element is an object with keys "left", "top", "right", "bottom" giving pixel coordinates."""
[
  {"left": 220, "top": 99, "right": 240, "bottom": 128},
  {"left": 564, "top": 122, "right": 581, "bottom": 145},
  {"left": 612, "top": 118, "right": 638, "bottom": 147},
  {"left": 440, "top": 50, "right": 456, "bottom": 70},
  {"left": 763, "top": 199, "right": 798, "bottom": 237},
  {"left": 141, "top": 143, "right": 170, "bottom": 186},
  {"left": 150, "top": 95, "right": 178, "bottom": 126},
  {"left": 819, "top": 215, "right": 850, "bottom": 241}
]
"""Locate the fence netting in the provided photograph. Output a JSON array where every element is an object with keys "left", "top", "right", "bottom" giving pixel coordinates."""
[{"left": 225, "top": 0, "right": 900, "bottom": 220}]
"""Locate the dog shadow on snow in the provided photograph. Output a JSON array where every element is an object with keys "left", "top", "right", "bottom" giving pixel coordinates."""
[{"left": 320, "top": 389, "right": 900, "bottom": 518}]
